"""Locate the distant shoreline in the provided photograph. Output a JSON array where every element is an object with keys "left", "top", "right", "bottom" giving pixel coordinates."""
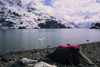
[
  {"left": 0, "top": 41, "right": 100, "bottom": 54},
  {"left": 0, "top": 41, "right": 100, "bottom": 67}
]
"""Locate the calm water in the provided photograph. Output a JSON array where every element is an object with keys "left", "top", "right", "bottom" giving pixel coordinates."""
[{"left": 0, "top": 28, "right": 100, "bottom": 53}]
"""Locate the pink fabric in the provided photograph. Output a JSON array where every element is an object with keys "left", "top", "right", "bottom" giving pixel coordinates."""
[{"left": 59, "top": 45, "right": 80, "bottom": 50}]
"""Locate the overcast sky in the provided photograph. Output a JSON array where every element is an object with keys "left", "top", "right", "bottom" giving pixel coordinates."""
[{"left": 22, "top": 0, "right": 100, "bottom": 23}]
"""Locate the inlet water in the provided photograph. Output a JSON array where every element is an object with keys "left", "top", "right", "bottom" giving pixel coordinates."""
[{"left": 0, "top": 28, "right": 100, "bottom": 53}]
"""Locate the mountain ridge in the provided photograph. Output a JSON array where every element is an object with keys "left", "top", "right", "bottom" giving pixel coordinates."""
[{"left": 0, "top": 0, "right": 74, "bottom": 29}]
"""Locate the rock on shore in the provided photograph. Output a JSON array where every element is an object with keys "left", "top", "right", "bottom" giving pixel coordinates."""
[{"left": 0, "top": 41, "right": 100, "bottom": 67}]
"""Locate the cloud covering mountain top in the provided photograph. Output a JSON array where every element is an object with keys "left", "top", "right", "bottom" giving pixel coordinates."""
[
  {"left": 50, "top": 0, "right": 100, "bottom": 23},
  {"left": 2, "top": 0, "right": 100, "bottom": 24},
  {"left": 20, "top": 0, "right": 100, "bottom": 23}
]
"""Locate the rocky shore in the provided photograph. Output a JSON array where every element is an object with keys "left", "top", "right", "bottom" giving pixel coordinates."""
[{"left": 0, "top": 41, "right": 100, "bottom": 67}]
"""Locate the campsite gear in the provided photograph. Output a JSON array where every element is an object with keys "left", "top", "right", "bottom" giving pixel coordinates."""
[
  {"left": 46, "top": 45, "right": 92, "bottom": 66},
  {"left": 9, "top": 58, "right": 37, "bottom": 67}
]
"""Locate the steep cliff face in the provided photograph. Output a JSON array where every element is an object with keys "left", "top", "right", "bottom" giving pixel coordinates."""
[{"left": 0, "top": 0, "right": 74, "bottom": 29}]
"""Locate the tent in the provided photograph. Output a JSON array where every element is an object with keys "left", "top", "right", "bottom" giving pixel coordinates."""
[{"left": 46, "top": 45, "right": 92, "bottom": 66}]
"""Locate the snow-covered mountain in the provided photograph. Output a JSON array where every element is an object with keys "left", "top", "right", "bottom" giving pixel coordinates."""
[
  {"left": 70, "top": 14, "right": 100, "bottom": 28},
  {"left": 0, "top": 0, "right": 74, "bottom": 29},
  {"left": 70, "top": 15, "right": 97, "bottom": 28},
  {"left": 71, "top": 22, "right": 95, "bottom": 28}
]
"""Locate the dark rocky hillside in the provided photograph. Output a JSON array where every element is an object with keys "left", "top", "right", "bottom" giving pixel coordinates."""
[
  {"left": 38, "top": 20, "right": 68, "bottom": 28},
  {"left": 90, "top": 23, "right": 100, "bottom": 29}
]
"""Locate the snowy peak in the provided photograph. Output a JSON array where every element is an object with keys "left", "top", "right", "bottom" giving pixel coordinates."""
[
  {"left": 84, "top": 15, "right": 91, "bottom": 20},
  {"left": 26, "top": 1, "right": 36, "bottom": 7},
  {"left": 26, "top": 1, "right": 37, "bottom": 12}
]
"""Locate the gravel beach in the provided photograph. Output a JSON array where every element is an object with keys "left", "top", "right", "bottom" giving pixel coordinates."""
[{"left": 0, "top": 41, "right": 100, "bottom": 67}]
